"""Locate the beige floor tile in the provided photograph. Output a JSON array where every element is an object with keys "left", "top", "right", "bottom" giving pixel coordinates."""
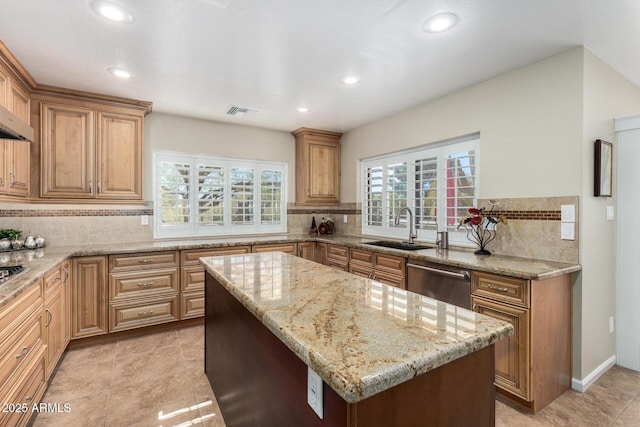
[
  {"left": 43, "top": 357, "right": 114, "bottom": 403},
  {"left": 613, "top": 399, "right": 640, "bottom": 427},
  {"left": 30, "top": 391, "right": 109, "bottom": 427},
  {"left": 115, "top": 329, "right": 180, "bottom": 357},
  {"left": 105, "top": 370, "right": 199, "bottom": 427},
  {"left": 110, "top": 342, "right": 188, "bottom": 388}
]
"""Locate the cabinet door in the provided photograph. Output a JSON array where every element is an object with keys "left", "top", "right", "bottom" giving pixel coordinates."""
[
  {"left": 472, "top": 295, "right": 530, "bottom": 400},
  {"left": 0, "top": 140, "right": 7, "bottom": 193},
  {"left": 96, "top": 110, "right": 142, "bottom": 200},
  {"left": 0, "top": 67, "right": 8, "bottom": 108},
  {"left": 6, "top": 140, "right": 29, "bottom": 196},
  {"left": 71, "top": 256, "right": 108, "bottom": 339},
  {"left": 61, "top": 260, "right": 71, "bottom": 348},
  {"left": 41, "top": 103, "right": 95, "bottom": 198},
  {"left": 297, "top": 242, "right": 316, "bottom": 261},
  {"left": 8, "top": 80, "right": 30, "bottom": 123},
  {"left": 293, "top": 128, "right": 341, "bottom": 206},
  {"left": 315, "top": 242, "right": 328, "bottom": 265},
  {"left": 44, "top": 286, "right": 65, "bottom": 379}
]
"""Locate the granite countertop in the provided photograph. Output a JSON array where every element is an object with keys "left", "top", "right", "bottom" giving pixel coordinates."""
[
  {"left": 202, "top": 252, "right": 514, "bottom": 403},
  {"left": 0, "top": 233, "right": 581, "bottom": 309}
]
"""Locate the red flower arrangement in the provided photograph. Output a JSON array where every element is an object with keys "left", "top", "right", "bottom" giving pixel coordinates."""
[{"left": 458, "top": 206, "right": 505, "bottom": 255}]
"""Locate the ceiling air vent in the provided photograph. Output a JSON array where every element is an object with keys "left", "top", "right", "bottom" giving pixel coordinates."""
[{"left": 225, "top": 106, "right": 257, "bottom": 117}]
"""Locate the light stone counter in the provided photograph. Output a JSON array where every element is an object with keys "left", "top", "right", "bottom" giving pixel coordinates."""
[
  {"left": 0, "top": 233, "right": 580, "bottom": 308},
  {"left": 202, "top": 251, "right": 514, "bottom": 403}
]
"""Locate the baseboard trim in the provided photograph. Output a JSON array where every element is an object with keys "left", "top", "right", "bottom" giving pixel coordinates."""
[{"left": 571, "top": 355, "right": 616, "bottom": 392}]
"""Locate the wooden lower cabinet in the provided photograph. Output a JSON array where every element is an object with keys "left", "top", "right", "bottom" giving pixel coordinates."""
[
  {"left": 327, "top": 244, "right": 349, "bottom": 271},
  {"left": 252, "top": 242, "right": 297, "bottom": 254},
  {"left": 180, "top": 246, "right": 251, "bottom": 319},
  {"left": 44, "top": 282, "right": 66, "bottom": 379},
  {"left": 349, "top": 248, "right": 406, "bottom": 289},
  {"left": 297, "top": 241, "right": 316, "bottom": 261},
  {"left": 0, "top": 278, "right": 47, "bottom": 427},
  {"left": 472, "top": 295, "right": 529, "bottom": 399},
  {"left": 471, "top": 271, "right": 571, "bottom": 413},
  {"left": 315, "top": 242, "right": 328, "bottom": 265},
  {"left": 71, "top": 256, "right": 108, "bottom": 339},
  {"left": 109, "top": 295, "right": 179, "bottom": 332}
]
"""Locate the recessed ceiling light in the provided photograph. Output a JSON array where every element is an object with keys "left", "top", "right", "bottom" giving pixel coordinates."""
[
  {"left": 108, "top": 67, "right": 134, "bottom": 79},
  {"left": 342, "top": 75, "right": 361, "bottom": 85},
  {"left": 90, "top": 1, "right": 134, "bottom": 23},
  {"left": 422, "top": 12, "right": 459, "bottom": 33},
  {"left": 297, "top": 107, "right": 310, "bottom": 113}
]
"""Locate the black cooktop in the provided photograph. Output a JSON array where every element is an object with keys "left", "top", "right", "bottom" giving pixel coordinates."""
[{"left": 0, "top": 265, "right": 24, "bottom": 282}]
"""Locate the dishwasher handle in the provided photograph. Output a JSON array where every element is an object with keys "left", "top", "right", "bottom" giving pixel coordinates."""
[{"left": 407, "top": 263, "right": 470, "bottom": 281}]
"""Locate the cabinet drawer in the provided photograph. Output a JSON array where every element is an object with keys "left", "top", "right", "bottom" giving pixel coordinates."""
[
  {"left": 252, "top": 243, "right": 297, "bottom": 254},
  {"left": 109, "top": 251, "right": 179, "bottom": 272},
  {"left": 109, "top": 295, "right": 179, "bottom": 333},
  {"left": 43, "top": 266, "right": 63, "bottom": 297},
  {"left": 373, "top": 270, "right": 406, "bottom": 289},
  {"left": 109, "top": 268, "right": 179, "bottom": 301},
  {"left": 375, "top": 253, "right": 406, "bottom": 276},
  {"left": 0, "top": 312, "right": 43, "bottom": 392},
  {"left": 0, "top": 280, "right": 42, "bottom": 343},
  {"left": 0, "top": 347, "right": 46, "bottom": 427},
  {"left": 350, "top": 248, "right": 374, "bottom": 266},
  {"left": 327, "top": 259, "right": 348, "bottom": 271},
  {"left": 181, "top": 266, "right": 205, "bottom": 292},
  {"left": 327, "top": 245, "right": 349, "bottom": 262},
  {"left": 181, "top": 292, "right": 204, "bottom": 320},
  {"left": 472, "top": 272, "right": 530, "bottom": 307},
  {"left": 181, "top": 246, "right": 250, "bottom": 266}
]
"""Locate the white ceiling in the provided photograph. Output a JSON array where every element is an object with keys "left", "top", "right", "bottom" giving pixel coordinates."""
[{"left": 1, "top": 0, "right": 639, "bottom": 133}]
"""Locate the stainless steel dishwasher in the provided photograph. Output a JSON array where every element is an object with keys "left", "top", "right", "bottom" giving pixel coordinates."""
[{"left": 407, "top": 259, "right": 472, "bottom": 309}]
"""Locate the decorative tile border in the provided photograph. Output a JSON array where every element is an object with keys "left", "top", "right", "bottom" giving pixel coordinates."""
[
  {"left": 490, "top": 210, "right": 561, "bottom": 221},
  {"left": 0, "top": 208, "right": 558, "bottom": 220},
  {"left": 0, "top": 209, "right": 154, "bottom": 217}
]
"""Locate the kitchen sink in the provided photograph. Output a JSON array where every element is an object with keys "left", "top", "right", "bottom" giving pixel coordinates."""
[{"left": 363, "top": 240, "right": 432, "bottom": 251}]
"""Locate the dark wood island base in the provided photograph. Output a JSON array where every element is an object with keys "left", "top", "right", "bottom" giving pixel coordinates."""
[{"left": 205, "top": 272, "right": 497, "bottom": 427}]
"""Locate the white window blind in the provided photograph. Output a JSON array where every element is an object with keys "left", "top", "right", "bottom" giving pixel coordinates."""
[
  {"left": 155, "top": 152, "right": 287, "bottom": 238},
  {"left": 362, "top": 136, "right": 479, "bottom": 244}
]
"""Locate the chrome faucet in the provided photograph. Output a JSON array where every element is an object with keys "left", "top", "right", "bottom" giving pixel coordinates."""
[{"left": 394, "top": 207, "right": 417, "bottom": 244}]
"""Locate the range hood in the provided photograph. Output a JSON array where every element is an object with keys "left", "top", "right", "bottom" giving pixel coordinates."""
[{"left": 0, "top": 104, "right": 34, "bottom": 142}]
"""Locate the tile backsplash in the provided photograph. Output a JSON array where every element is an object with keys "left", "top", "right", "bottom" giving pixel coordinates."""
[{"left": 0, "top": 197, "right": 578, "bottom": 263}]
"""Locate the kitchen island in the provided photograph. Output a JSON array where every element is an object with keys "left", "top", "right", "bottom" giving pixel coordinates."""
[{"left": 203, "top": 252, "right": 513, "bottom": 427}]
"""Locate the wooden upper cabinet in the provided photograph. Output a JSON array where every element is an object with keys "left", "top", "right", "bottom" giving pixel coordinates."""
[
  {"left": 8, "top": 80, "right": 30, "bottom": 123},
  {"left": 40, "top": 99, "right": 144, "bottom": 201},
  {"left": 97, "top": 110, "right": 143, "bottom": 200},
  {"left": 41, "top": 102, "right": 95, "bottom": 198},
  {"left": 0, "top": 67, "right": 8, "bottom": 108},
  {"left": 292, "top": 127, "right": 341, "bottom": 206}
]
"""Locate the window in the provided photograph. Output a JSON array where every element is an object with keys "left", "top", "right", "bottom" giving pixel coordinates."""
[
  {"left": 362, "top": 135, "right": 479, "bottom": 244},
  {"left": 155, "top": 152, "right": 287, "bottom": 238}
]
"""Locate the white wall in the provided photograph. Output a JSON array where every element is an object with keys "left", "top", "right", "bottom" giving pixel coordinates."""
[
  {"left": 581, "top": 50, "right": 640, "bottom": 379},
  {"left": 341, "top": 46, "right": 640, "bottom": 385},
  {"left": 341, "top": 47, "right": 584, "bottom": 202},
  {"left": 143, "top": 113, "right": 295, "bottom": 201}
]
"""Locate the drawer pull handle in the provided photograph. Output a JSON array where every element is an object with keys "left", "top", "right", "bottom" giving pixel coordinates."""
[
  {"left": 137, "top": 282, "right": 154, "bottom": 288},
  {"left": 137, "top": 311, "right": 154, "bottom": 316},
  {"left": 62, "top": 267, "right": 69, "bottom": 283},
  {"left": 138, "top": 259, "right": 154, "bottom": 264},
  {"left": 15, "top": 346, "right": 29, "bottom": 359},
  {"left": 25, "top": 396, "right": 33, "bottom": 402},
  {"left": 487, "top": 284, "right": 509, "bottom": 292},
  {"left": 52, "top": 277, "right": 61, "bottom": 284},
  {"left": 45, "top": 309, "right": 53, "bottom": 327}
]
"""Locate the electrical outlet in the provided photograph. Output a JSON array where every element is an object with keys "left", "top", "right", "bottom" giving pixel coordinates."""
[
  {"left": 609, "top": 316, "right": 615, "bottom": 334},
  {"left": 606, "top": 206, "right": 614, "bottom": 221},
  {"left": 561, "top": 222, "right": 575, "bottom": 240},
  {"left": 561, "top": 205, "right": 576, "bottom": 222},
  {"left": 140, "top": 215, "right": 149, "bottom": 225},
  {"left": 307, "top": 367, "right": 323, "bottom": 419},
  {"left": 343, "top": 214, "right": 348, "bottom": 223}
]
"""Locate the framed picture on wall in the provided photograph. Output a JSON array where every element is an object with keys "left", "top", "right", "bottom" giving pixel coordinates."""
[{"left": 594, "top": 139, "right": 613, "bottom": 197}]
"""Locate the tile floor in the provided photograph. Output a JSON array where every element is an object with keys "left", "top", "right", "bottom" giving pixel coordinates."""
[{"left": 29, "top": 324, "right": 640, "bottom": 426}]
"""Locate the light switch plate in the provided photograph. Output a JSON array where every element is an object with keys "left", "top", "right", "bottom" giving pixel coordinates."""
[
  {"left": 307, "top": 367, "right": 324, "bottom": 419},
  {"left": 561, "top": 222, "right": 575, "bottom": 240},
  {"left": 561, "top": 205, "right": 575, "bottom": 223},
  {"left": 343, "top": 214, "right": 348, "bottom": 223},
  {"left": 140, "top": 215, "right": 149, "bottom": 225},
  {"left": 606, "top": 206, "right": 614, "bottom": 221}
]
